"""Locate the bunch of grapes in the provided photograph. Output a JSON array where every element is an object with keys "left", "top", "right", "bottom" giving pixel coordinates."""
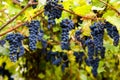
[
  {"left": 85, "top": 38, "right": 100, "bottom": 77},
  {"left": 27, "top": 20, "right": 40, "bottom": 50},
  {"left": 6, "top": 33, "right": 24, "bottom": 62},
  {"left": 90, "top": 22, "right": 105, "bottom": 56},
  {"left": 104, "top": 21, "right": 119, "bottom": 46},
  {"left": 44, "top": 0, "right": 63, "bottom": 28},
  {"left": 60, "top": 19, "right": 74, "bottom": 50},
  {"left": 46, "top": 51, "right": 69, "bottom": 71}
]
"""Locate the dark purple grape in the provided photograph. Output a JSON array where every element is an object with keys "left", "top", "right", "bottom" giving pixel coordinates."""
[{"left": 0, "top": 40, "right": 6, "bottom": 47}]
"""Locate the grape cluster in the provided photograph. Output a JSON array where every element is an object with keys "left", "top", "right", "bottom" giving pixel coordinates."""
[
  {"left": 47, "top": 51, "right": 61, "bottom": 65},
  {"left": 6, "top": 33, "right": 24, "bottom": 62},
  {"left": 27, "top": 20, "right": 40, "bottom": 50},
  {"left": 44, "top": 0, "right": 63, "bottom": 28},
  {"left": 90, "top": 22, "right": 105, "bottom": 56},
  {"left": 0, "top": 62, "right": 14, "bottom": 80},
  {"left": 84, "top": 21, "right": 120, "bottom": 77},
  {"left": 104, "top": 21, "right": 119, "bottom": 46},
  {"left": 84, "top": 22, "right": 106, "bottom": 76},
  {"left": 85, "top": 38, "right": 100, "bottom": 77},
  {"left": 60, "top": 19, "right": 74, "bottom": 50},
  {"left": 46, "top": 51, "right": 84, "bottom": 71}
]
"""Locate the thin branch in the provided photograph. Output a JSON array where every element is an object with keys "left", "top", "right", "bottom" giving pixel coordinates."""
[
  {"left": 0, "top": 4, "right": 30, "bottom": 32},
  {"left": 0, "top": 2, "right": 105, "bottom": 36},
  {"left": 32, "top": 9, "right": 44, "bottom": 18},
  {"left": 56, "top": 6, "right": 104, "bottom": 20},
  {"left": 0, "top": 0, "right": 38, "bottom": 32},
  {"left": 0, "top": 9, "right": 44, "bottom": 37},
  {"left": 0, "top": 23, "right": 25, "bottom": 36},
  {"left": 99, "top": 0, "right": 120, "bottom": 15}
]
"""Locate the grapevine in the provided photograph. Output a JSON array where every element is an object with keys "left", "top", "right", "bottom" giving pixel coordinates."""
[{"left": 0, "top": 0, "right": 120, "bottom": 79}]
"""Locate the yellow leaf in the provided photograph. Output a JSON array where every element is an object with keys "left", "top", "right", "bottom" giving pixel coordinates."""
[
  {"left": 85, "top": 66, "right": 91, "bottom": 73},
  {"left": 73, "top": 5, "right": 92, "bottom": 16},
  {"left": 82, "top": 20, "right": 91, "bottom": 36}
]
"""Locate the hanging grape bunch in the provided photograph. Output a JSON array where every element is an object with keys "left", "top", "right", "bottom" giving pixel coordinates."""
[
  {"left": 44, "top": 0, "right": 63, "bottom": 28},
  {"left": 6, "top": 33, "right": 24, "bottom": 62},
  {"left": 60, "top": 19, "right": 74, "bottom": 50}
]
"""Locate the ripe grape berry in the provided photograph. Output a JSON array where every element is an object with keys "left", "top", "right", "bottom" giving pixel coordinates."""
[
  {"left": 0, "top": 40, "right": 6, "bottom": 47},
  {"left": 6, "top": 33, "right": 24, "bottom": 62},
  {"left": 60, "top": 19, "right": 74, "bottom": 50},
  {"left": 27, "top": 20, "right": 40, "bottom": 50},
  {"left": 44, "top": 0, "right": 63, "bottom": 28}
]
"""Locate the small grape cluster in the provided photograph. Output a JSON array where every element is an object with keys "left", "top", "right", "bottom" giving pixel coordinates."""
[
  {"left": 90, "top": 22, "right": 105, "bottom": 57},
  {"left": 46, "top": 51, "right": 84, "bottom": 71},
  {"left": 60, "top": 19, "right": 74, "bottom": 50},
  {"left": 104, "top": 21, "right": 119, "bottom": 46},
  {"left": 27, "top": 20, "right": 40, "bottom": 50},
  {"left": 6, "top": 33, "right": 24, "bottom": 62},
  {"left": 44, "top": 0, "right": 63, "bottom": 28},
  {"left": 0, "top": 62, "right": 14, "bottom": 80},
  {"left": 85, "top": 38, "right": 100, "bottom": 77},
  {"left": 46, "top": 51, "right": 68, "bottom": 71}
]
